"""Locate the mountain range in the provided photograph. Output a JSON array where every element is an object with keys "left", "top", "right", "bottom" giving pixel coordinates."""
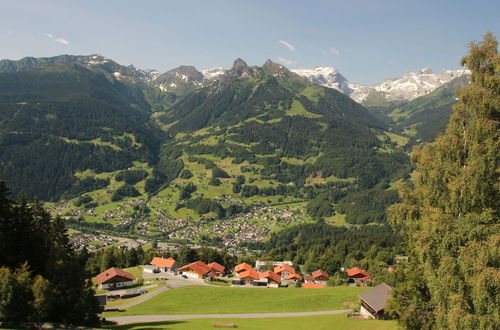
[{"left": 0, "top": 53, "right": 467, "bottom": 242}]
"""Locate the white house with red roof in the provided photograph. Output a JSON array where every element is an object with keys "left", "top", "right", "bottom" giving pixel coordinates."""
[
  {"left": 95, "top": 267, "right": 136, "bottom": 290},
  {"left": 208, "top": 262, "right": 225, "bottom": 277},
  {"left": 259, "top": 270, "right": 281, "bottom": 288},
  {"left": 148, "top": 257, "right": 178, "bottom": 273},
  {"left": 274, "top": 264, "right": 297, "bottom": 280},
  {"left": 178, "top": 261, "right": 212, "bottom": 279}
]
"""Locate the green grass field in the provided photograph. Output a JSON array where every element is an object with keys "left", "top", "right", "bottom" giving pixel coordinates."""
[
  {"left": 109, "top": 313, "right": 399, "bottom": 329},
  {"left": 104, "top": 286, "right": 367, "bottom": 317}
]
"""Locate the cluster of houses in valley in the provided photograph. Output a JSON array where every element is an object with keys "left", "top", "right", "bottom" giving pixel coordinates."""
[{"left": 69, "top": 233, "right": 118, "bottom": 251}]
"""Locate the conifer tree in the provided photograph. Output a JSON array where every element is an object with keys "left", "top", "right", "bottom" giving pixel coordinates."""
[{"left": 387, "top": 33, "right": 499, "bottom": 329}]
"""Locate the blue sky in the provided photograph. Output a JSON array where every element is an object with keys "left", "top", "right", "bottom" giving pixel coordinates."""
[{"left": 1, "top": 0, "right": 498, "bottom": 84}]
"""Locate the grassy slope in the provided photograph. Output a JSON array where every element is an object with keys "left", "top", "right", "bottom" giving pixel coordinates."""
[
  {"left": 109, "top": 313, "right": 399, "bottom": 330},
  {"left": 104, "top": 286, "right": 367, "bottom": 317}
]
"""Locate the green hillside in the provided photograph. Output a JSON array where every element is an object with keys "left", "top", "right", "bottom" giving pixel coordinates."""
[
  {"left": 0, "top": 56, "right": 412, "bottom": 246},
  {"left": 0, "top": 62, "right": 164, "bottom": 200}
]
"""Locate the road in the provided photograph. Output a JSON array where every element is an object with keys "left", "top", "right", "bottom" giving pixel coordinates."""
[
  {"left": 107, "top": 273, "right": 210, "bottom": 310},
  {"left": 106, "top": 309, "right": 353, "bottom": 325}
]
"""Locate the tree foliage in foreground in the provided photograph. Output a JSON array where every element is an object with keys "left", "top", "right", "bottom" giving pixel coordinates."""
[
  {"left": 386, "top": 33, "right": 499, "bottom": 330},
  {"left": 0, "top": 181, "right": 100, "bottom": 327}
]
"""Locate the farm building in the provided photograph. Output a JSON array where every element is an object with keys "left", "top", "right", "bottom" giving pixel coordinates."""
[
  {"left": 359, "top": 283, "right": 393, "bottom": 319},
  {"left": 95, "top": 267, "right": 136, "bottom": 290}
]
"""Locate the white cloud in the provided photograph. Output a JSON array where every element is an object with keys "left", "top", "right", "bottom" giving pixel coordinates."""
[
  {"left": 278, "top": 40, "right": 295, "bottom": 52},
  {"left": 322, "top": 48, "right": 340, "bottom": 56},
  {"left": 44, "top": 33, "right": 69, "bottom": 45},
  {"left": 275, "top": 57, "right": 297, "bottom": 66},
  {"left": 55, "top": 38, "right": 69, "bottom": 45}
]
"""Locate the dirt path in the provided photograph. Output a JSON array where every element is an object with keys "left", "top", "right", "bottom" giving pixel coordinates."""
[{"left": 107, "top": 309, "right": 353, "bottom": 325}]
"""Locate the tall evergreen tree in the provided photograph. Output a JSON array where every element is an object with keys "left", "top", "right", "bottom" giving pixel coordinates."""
[{"left": 387, "top": 33, "right": 499, "bottom": 329}]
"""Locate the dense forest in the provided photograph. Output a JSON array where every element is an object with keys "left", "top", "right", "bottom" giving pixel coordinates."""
[{"left": 0, "top": 181, "right": 100, "bottom": 327}]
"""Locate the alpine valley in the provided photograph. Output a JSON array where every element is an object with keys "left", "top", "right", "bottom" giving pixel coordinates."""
[{"left": 0, "top": 54, "right": 469, "bottom": 251}]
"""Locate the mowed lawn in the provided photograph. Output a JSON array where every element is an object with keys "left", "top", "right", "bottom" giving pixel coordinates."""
[
  {"left": 105, "top": 286, "right": 367, "bottom": 317},
  {"left": 109, "top": 313, "right": 399, "bottom": 330}
]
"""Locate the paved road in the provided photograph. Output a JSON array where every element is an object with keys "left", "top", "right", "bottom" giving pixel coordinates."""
[
  {"left": 107, "top": 309, "right": 353, "bottom": 325},
  {"left": 107, "top": 274, "right": 209, "bottom": 310}
]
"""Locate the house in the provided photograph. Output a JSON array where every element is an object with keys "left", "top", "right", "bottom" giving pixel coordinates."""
[
  {"left": 149, "top": 257, "right": 177, "bottom": 273},
  {"left": 274, "top": 264, "right": 297, "bottom": 280},
  {"left": 259, "top": 270, "right": 281, "bottom": 288},
  {"left": 238, "top": 269, "right": 261, "bottom": 286},
  {"left": 95, "top": 267, "right": 135, "bottom": 290},
  {"left": 359, "top": 283, "right": 393, "bottom": 319},
  {"left": 304, "top": 269, "right": 330, "bottom": 285},
  {"left": 286, "top": 272, "right": 302, "bottom": 284},
  {"left": 208, "top": 262, "right": 225, "bottom": 277},
  {"left": 346, "top": 267, "right": 371, "bottom": 285},
  {"left": 302, "top": 283, "right": 325, "bottom": 289},
  {"left": 178, "top": 261, "right": 212, "bottom": 279},
  {"left": 234, "top": 262, "right": 254, "bottom": 274}
]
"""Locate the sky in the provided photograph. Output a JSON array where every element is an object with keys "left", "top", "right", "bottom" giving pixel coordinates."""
[{"left": 1, "top": 0, "right": 499, "bottom": 85}]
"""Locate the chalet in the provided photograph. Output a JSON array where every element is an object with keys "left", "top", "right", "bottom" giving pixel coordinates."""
[
  {"left": 346, "top": 267, "right": 371, "bottom": 285},
  {"left": 238, "top": 269, "right": 260, "bottom": 286},
  {"left": 259, "top": 270, "right": 281, "bottom": 288},
  {"left": 359, "top": 283, "right": 393, "bottom": 319},
  {"left": 149, "top": 257, "right": 178, "bottom": 273},
  {"left": 208, "top": 262, "right": 225, "bottom": 277},
  {"left": 304, "top": 269, "right": 329, "bottom": 285},
  {"left": 286, "top": 272, "right": 302, "bottom": 284},
  {"left": 178, "top": 261, "right": 212, "bottom": 279},
  {"left": 234, "top": 262, "right": 253, "bottom": 274},
  {"left": 96, "top": 267, "right": 135, "bottom": 290},
  {"left": 274, "top": 264, "right": 297, "bottom": 280}
]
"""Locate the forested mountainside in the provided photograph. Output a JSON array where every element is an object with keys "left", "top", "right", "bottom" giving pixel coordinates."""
[
  {"left": 0, "top": 60, "right": 165, "bottom": 200},
  {"left": 0, "top": 54, "right": 460, "bottom": 244}
]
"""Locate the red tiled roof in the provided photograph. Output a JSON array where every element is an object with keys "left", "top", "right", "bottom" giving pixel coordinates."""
[
  {"left": 235, "top": 262, "right": 253, "bottom": 273},
  {"left": 178, "top": 261, "right": 211, "bottom": 275},
  {"left": 238, "top": 269, "right": 260, "bottom": 280},
  {"left": 260, "top": 270, "right": 281, "bottom": 284},
  {"left": 304, "top": 275, "right": 314, "bottom": 281},
  {"left": 274, "top": 264, "right": 296, "bottom": 275},
  {"left": 208, "top": 262, "right": 225, "bottom": 273},
  {"left": 311, "top": 269, "right": 330, "bottom": 280},
  {"left": 96, "top": 267, "right": 135, "bottom": 284},
  {"left": 302, "top": 283, "right": 326, "bottom": 289},
  {"left": 346, "top": 267, "right": 370, "bottom": 278},
  {"left": 286, "top": 273, "right": 302, "bottom": 280},
  {"left": 151, "top": 257, "right": 177, "bottom": 268}
]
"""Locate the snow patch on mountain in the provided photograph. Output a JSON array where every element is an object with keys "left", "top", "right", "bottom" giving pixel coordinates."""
[
  {"left": 293, "top": 66, "right": 469, "bottom": 103},
  {"left": 202, "top": 67, "right": 225, "bottom": 80}
]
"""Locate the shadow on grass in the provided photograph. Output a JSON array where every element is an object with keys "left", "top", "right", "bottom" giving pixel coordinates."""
[{"left": 105, "top": 320, "right": 188, "bottom": 329}]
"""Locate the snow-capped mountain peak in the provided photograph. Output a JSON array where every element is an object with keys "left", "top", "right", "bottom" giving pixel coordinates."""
[
  {"left": 291, "top": 66, "right": 356, "bottom": 95},
  {"left": 293, "top": 66, "right": 469, "bottom": 104},
  {"left": 202, "top": 67, "right": 225, "bottom": 80}
]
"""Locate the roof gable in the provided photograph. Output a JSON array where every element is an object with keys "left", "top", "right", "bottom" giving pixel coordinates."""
[
  {"left": 178, "top": 261, "right": 211, "bottom": 275},
  {"left": 208, "top": 262, "right": 225, "bottom": 273},
  {"left": 96, "top": 267, "right": 135, "bottom": 284}
]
